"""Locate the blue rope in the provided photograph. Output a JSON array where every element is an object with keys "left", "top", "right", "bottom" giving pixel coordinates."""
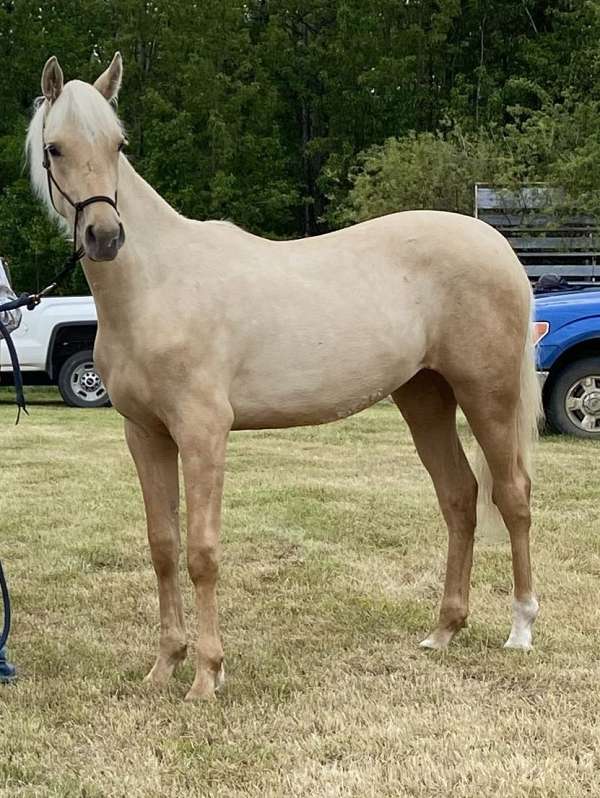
[
  {"left": 0, "top": 258, "right": 85, "bottom": 658},
  {"left": 0, "top": 560, "right": 10, "bottom": 652}
]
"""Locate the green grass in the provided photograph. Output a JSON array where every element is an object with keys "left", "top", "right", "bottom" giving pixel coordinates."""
[{"left": 1, "top": 389, "right": 600, "bottom": 797}]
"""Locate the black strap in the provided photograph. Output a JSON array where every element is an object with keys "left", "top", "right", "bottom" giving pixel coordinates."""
[
  {"left": 45, "top": 162, "right": 118, "bottom": 217},
  {"left": 45, "top": 169, "right": 117, "bottom": 265},
  {"left": 35, "top": 248, "right": 84, "bottom": 300},
  {"left": 0, "top": 561, "right": 11, "bottom": 653}
]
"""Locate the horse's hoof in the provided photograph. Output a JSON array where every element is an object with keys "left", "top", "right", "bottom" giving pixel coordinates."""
[
  {"left": 504, "top": 598, "right": 537, "bottom": 650},
  {"left": 184, "top": 687, "right": 215, "bottom": 702},
  {"left": 503, "top": 636, "right": 533, "bottom": 651},
  {"left": 143, "top": 659, "right": 179, "bottom": 688},
  {"left": 184, "top": 662, "right": 225, "bottom": 702},
  {"left": 144, "top": 644, "right": 188, "bottom": 688},
  {"left": 419, "top": 637, "right": 445, "bottom": 650},
  {"left": 419, "top": 629, "right": 453, "bottom": 650},
  {"left": 143, "top": 670, "right": 168, "bottom": 688}
]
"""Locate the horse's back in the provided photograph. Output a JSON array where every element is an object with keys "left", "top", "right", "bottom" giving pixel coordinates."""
[{"left": 203, "top": 209, "right": 525, "bottom": 291}]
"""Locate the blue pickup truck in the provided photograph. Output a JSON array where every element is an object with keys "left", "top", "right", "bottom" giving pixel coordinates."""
[{"left": 535, "top": 282, "right": 600, "bottom": 438}]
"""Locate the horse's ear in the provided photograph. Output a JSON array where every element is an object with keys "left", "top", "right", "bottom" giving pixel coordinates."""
[
  {"left": 41, "top": 56, "right": 64, "bottom": 103},
  {"left": 94, "top": 52, "right": 123, "bottom": 102}
]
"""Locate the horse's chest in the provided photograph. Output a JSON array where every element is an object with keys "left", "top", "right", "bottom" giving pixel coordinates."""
[{"left": 94, "top": 338, "right": 159, "bottom": 419}]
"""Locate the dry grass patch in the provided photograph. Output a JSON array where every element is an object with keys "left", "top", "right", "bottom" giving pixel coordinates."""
[{"left": 0, "top": 390, "right": 599, "bottom": 797}]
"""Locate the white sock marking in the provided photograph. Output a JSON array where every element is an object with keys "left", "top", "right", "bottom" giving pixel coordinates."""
[{"left": 504, "top": 596, "right": 539, "bottom": 649}]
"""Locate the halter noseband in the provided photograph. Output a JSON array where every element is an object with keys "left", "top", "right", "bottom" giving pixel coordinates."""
[{"left": 42, "top": 131, "right": 120, "bottom": 263}]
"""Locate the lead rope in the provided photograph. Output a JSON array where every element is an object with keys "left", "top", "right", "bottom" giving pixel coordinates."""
[
  {"left": 0, "top": 311, "right": 29, "bottom": 423},
  {"left": 0, "top": 251, "right": 81, "bottom": 424},
  {"left": 0, "top": 561, "right": 10, "bottom": 652}
]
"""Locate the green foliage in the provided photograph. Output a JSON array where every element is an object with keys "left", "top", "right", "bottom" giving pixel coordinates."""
[
  {"left": 1, "top": 1, "right": 600, "bottom": 291},
  {"left": 331, "top": 130, "right": 506, "bottom": 225}
]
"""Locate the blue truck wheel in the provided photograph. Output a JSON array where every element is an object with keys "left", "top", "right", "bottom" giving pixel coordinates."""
[{"left": 546, "top": 357, "right": 600, "bottom": 438}]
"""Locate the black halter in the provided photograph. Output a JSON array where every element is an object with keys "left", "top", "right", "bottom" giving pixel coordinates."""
[{"left": 42, "top": 139, "right": 120, "bottom": 264}]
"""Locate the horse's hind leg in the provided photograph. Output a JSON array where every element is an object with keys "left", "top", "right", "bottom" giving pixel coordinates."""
[
  {"left": 459, "top": 390, "right": 539, "bottom": 649},
  {"left": 392, "top": 370, "right": 478, "bottom": 649},
  {"left": 125, "top": 420, "right": 187, "bottom": 685}
]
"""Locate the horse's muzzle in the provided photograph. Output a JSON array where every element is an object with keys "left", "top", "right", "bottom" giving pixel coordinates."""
[{"left": 84, "top": 223, "right": 125, "bottom": 262}]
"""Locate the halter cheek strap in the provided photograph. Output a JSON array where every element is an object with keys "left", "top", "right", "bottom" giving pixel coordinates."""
[{"left": 42, "top": 137, "right": 120, "bottom": 263}]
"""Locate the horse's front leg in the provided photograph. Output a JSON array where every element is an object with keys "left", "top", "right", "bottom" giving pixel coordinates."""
[
  {"left": 176, "top": 407, "right": 232, "bottom": 702},
  {"left": 125, "top": 420, "right": 187, "bottom": 686}
]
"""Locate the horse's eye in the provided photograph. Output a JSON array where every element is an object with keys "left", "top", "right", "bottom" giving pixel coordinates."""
[
  {"left": 46, "top": 144, "right": 61, "bottom": 157},
  {"left": 117, "top": 139, "right": 127, "bottom": 152}
]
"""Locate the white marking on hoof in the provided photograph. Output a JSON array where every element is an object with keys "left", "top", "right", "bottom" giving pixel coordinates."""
[
  {"left": 215, "top": 662, "right": 226, "bottom": 693},
  {"left": 504, "top": 597, "right": 539, "bottom": 650}
]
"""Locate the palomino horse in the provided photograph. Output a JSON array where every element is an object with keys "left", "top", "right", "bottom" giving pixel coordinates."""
[{"left": 27, "top": 54, "right": 541, "bottom": 701}]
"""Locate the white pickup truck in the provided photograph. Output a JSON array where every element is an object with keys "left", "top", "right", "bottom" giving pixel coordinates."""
[{"left": 0, "top": 296, "right": 109, "bottom": 407}]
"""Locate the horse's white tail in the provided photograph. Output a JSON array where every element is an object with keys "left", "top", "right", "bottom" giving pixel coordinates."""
[{"left": 473, "top": 308, "right": 543, "bottom": 540}]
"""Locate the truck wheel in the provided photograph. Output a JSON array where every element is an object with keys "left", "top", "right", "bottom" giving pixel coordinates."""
[
  {"left": 546, "top": 357, "right": 600, "bottom": 438},
  {"left": 57, "top": 350, "right": 110, "bottom": 408}
]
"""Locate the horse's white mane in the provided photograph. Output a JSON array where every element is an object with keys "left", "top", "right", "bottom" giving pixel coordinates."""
[{"left": 26, "top": 80, "right": 124, "bottom": 232}]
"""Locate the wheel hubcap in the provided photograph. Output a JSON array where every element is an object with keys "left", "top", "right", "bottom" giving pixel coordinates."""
[
  {"left": 70, "top": 361, "right": 107, "bottom": 403},
  {"left": 565, "top": 375, "right": 600, "bottom": 432}
]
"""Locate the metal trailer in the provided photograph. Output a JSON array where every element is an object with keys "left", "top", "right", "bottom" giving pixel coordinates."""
[{"left": 475, "top": 184, "right": 600, "bottom": 284}]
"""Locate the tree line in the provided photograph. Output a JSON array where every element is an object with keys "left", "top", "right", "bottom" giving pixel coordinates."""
[{"left": 0, "top": 0, "right": 598, "bottom": 292}]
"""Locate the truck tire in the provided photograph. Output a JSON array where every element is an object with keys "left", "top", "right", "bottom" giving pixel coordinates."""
[
  {"left": 57, "top": 350, "right": 110, "bottom": 408},
  {"left": 546, "top": 357, "right": 600, "bottom": 438}
]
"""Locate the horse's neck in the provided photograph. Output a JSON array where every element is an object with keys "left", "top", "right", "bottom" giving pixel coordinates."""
[
  {"left": 119, "top": 157, "right": 181, "bottom": 237},
  {"left": 82, "top": 158, "right": 183, "bottom": 330}
]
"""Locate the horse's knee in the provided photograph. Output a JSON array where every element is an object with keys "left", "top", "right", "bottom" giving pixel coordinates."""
[{"left": 188, "top": 541, "right": 219, "bottom": 585}]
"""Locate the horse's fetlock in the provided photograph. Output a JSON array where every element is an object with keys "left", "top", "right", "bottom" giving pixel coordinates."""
[
  {"left": 513, "top": 596, "right": 539, "bottom": 622},
  {"left": 440, "top": 599, "right": 468, "bottom": 631},
  {"left": 160, "top": 629, "right": 187, "bottom": 658},
  {"left": 198, "top": 648, "right": 223, "bottom": 675}
]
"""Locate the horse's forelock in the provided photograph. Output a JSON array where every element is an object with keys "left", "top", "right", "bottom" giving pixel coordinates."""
[{"left": 49, "top": 80, "right": 124, "bottom": 141}]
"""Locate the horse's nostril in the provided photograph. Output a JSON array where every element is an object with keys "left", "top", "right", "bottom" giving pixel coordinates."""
[{"left": 84, "top": 223, "right": 124, "bottom": 260}]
